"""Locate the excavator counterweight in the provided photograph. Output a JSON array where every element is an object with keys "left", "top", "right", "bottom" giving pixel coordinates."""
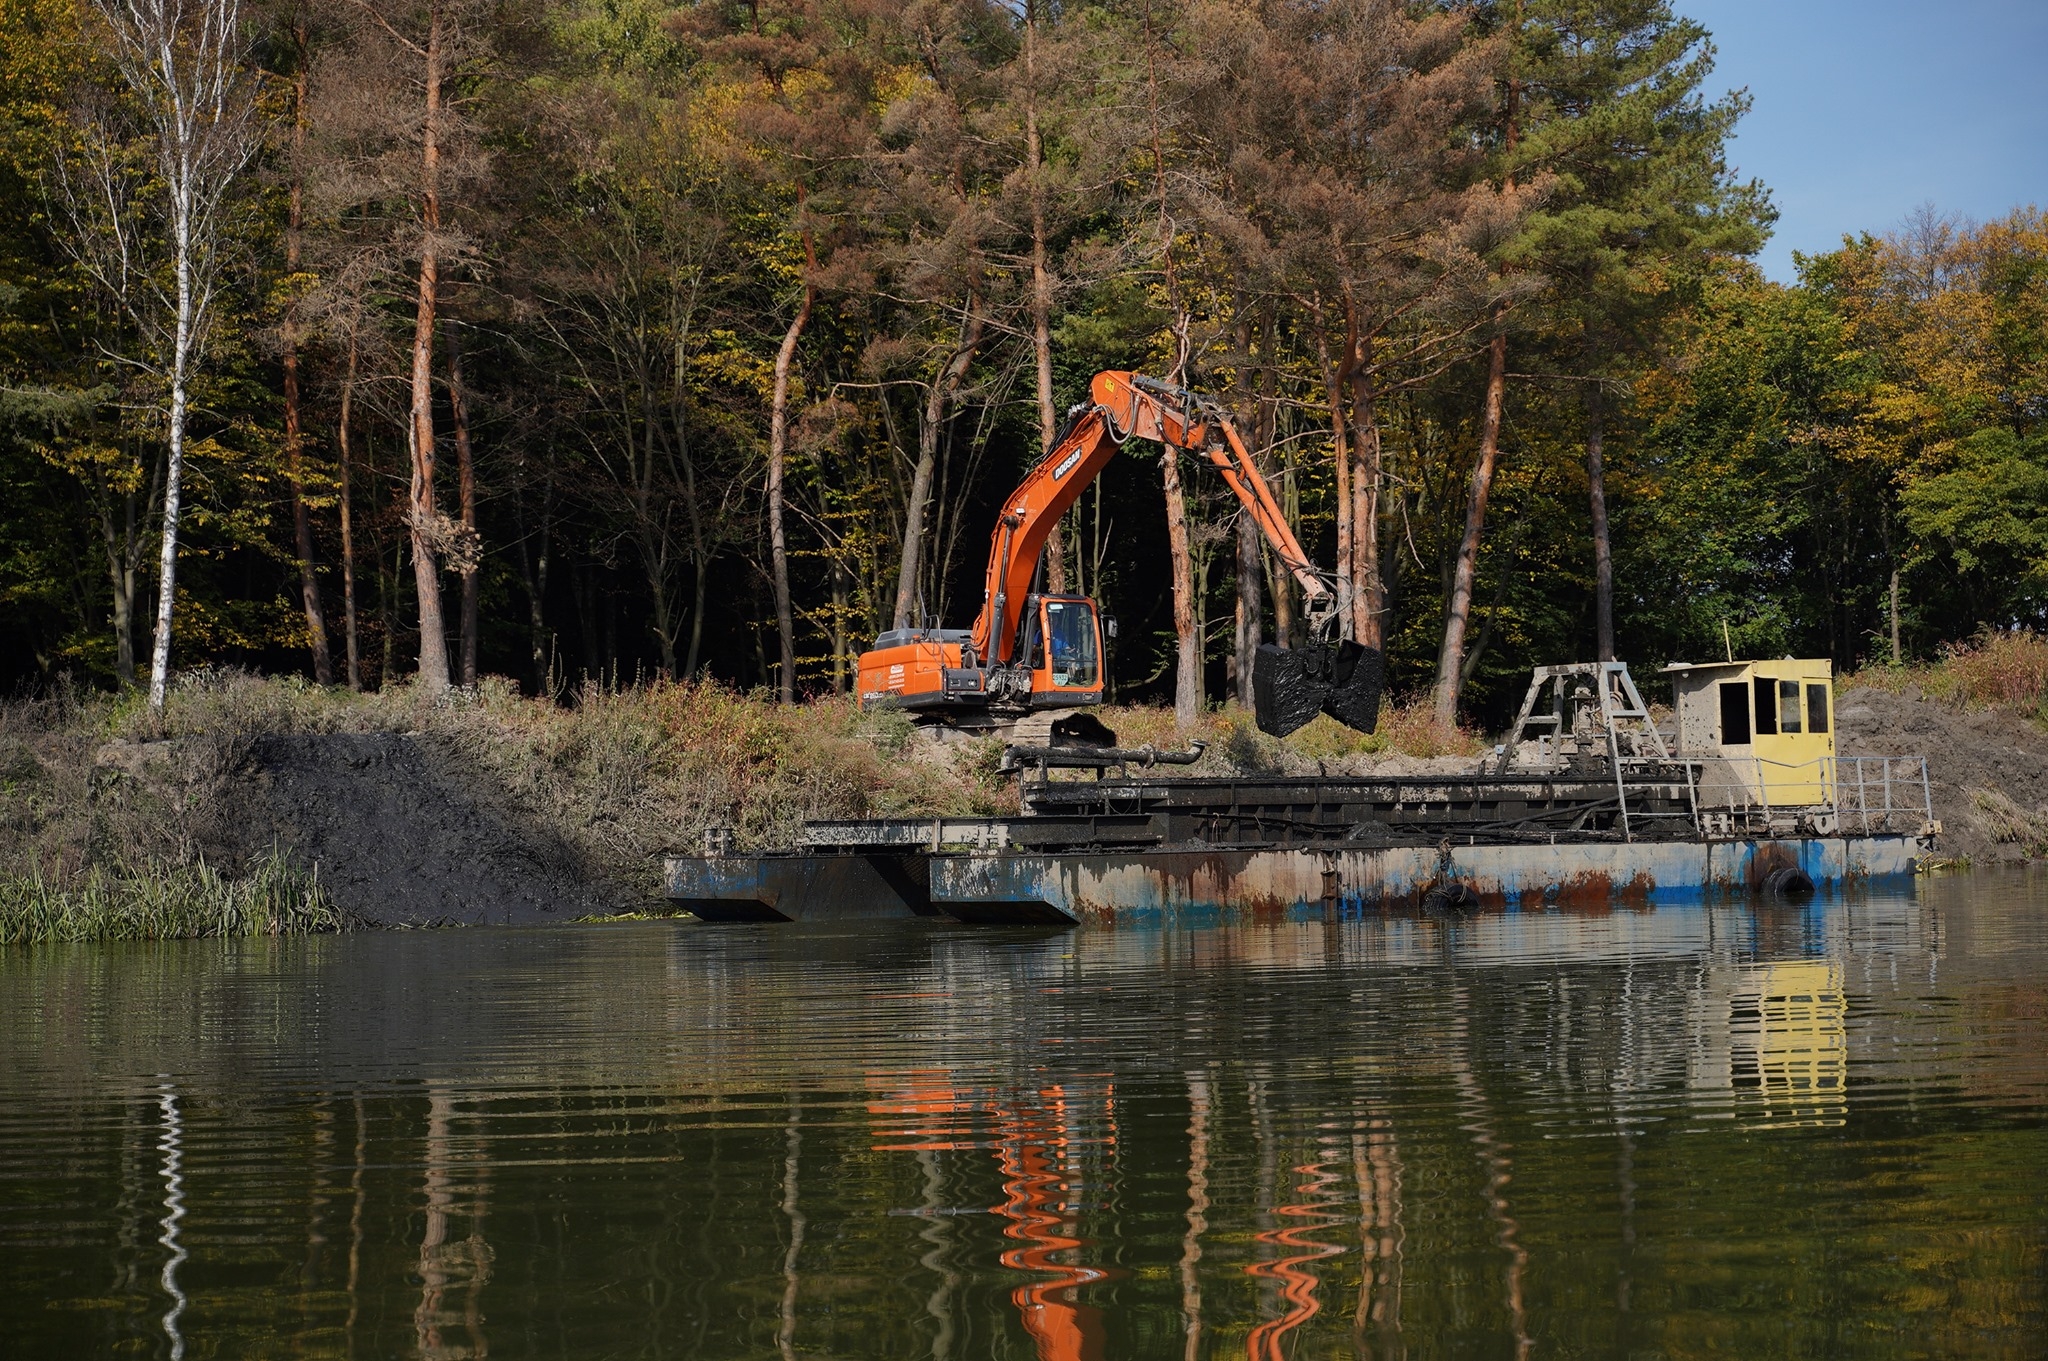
[{"left": 857, "top": 371, "right": 1381, "bottom": 739}]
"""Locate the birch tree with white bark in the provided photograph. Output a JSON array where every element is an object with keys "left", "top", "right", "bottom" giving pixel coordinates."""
[{"left": 53, "top": 0, "right": 258, "bottom": 709}]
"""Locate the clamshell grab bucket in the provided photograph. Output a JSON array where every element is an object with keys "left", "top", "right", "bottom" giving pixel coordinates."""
[{"left": 1252, "top": 640, "right": 1384, "bottom": 738}]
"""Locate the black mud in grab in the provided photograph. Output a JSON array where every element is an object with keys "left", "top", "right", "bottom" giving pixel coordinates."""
[
  {"left": 1049, "top": 711, "right": 1120, "bottom": 749},
  {"left": 1252, "top": 641, "right": 1385, "bottom": 737}
]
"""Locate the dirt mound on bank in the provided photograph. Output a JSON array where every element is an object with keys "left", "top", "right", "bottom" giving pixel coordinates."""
[
  {"left": 1835, "top": 687, "right": 2048, "bottom": 864},
  {"left": 229, "top": 733, "right": 614, "bottom": 927}
]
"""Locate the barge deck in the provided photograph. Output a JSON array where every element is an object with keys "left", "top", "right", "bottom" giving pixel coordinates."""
[
  {"left": 665, "top": 663, "right": 1939, "bottom": 926},
  {"left": 666, "top": 767, "right": 1937, "bottom": 926}
]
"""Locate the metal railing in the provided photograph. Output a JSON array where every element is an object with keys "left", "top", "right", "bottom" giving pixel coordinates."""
[{"left": 1684, "top": 753, "right": 1933, "bottom": 837}]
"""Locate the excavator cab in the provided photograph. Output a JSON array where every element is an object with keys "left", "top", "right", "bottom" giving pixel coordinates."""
[{"left": 1017, "top": 595, "right": 1103, "bottom": 699}]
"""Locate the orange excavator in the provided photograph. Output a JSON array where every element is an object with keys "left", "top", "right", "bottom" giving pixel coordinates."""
[{"left": 856, "top": 371, "right": 1382, "bottom": 739}]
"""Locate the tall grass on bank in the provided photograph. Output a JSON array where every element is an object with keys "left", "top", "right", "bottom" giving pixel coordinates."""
[
  {"left": 0, "top": 854, "right": 356, "bottom": 945},
  {"left": 1969, "top": 788, "right": 2048, "bottom": 858},
  {"left": 1847, "top": 629, "right": 2048, "bottom": 719}
]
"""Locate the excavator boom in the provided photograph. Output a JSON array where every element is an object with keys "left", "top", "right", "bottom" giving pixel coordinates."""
[
  {"left": 973, "top": 372, "right": 1331, "bottom": 667},
  {"left": 858, "top": 370, "right": 1382, "bottom": 737}
]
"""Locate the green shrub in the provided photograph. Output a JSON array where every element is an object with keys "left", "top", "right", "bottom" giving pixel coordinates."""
[{"left": 1847, "top": 629, "right": 2048, "bottom": 719}]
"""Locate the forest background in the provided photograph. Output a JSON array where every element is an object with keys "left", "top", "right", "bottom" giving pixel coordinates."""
[{"left": 2, "top": 0, "right": 2043, "bottom": 729}]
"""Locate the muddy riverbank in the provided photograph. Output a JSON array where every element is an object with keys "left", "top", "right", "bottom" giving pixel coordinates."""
[{"left": 4, "top": 667, "right": 2044, "bottom": 934}]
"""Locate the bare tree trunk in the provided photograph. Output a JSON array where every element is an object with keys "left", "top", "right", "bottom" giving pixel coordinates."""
[
  {"left": 670, "top": 317, "right": 709, "bottom": 679},
  {"left": 1587, "top": 396, "right": 1613, "bottom": 662},
  {"left": 1434, "top": 326, "right": 1508, "bottom": 723},
  {"left": 1231, "top": 312, "right": 1263, "bottom": 706},
  {"left": 829, "top": 559, "right": 849, "bottom": 694},
  {"left": 406, "top": 0, "right": 451, "bottom": 694},
  {"left": 1889, "top": 569, "right": 1901, "bottom": 665},
  {"left": 445, "top": 318, "right": 478, "bottom": 686},
  {"left": 1025, "top": 6, "right": 1064, "bottom": 593},
  {"left": 1344, "top": 345, "right": 1384, "bottom": 650},
  {"left": 1254, "top": 316, "right": 1285, "bottom": 645},
  {"left": 380, "top": 478, "right": 398, "bottom": 685},
  {"left": 95, "top": 455, "right": 145, "bottom": 687},
  {"left": 531, "top": 508, "right": 551, "bottom": 691},
  {"left": 337, "top": 336, "right": 362, "bottom": 690},
  {"left": 891, "top": 311, "right": 983, "bottom": 630},
  {"left": 66, "top": 0, "right": 255, "bottom": 708},
  {"left": 511, "top": 454, "right": 552, "bottom": 694},
  {"left": 767, "top": 272, "right": 813, "bottom": 703},
  {"left": 1316, "top": 317, "right": 1353, "bottom": 636},
  {"left": 1163, "top": 445, "right": 1200, "bottom": 729},
  {"left": 1234, "top": 513, "right": 1261, "bottom": 707},
  {"left": 106, "top": 538, "right": 136, "bottom": 685},
  {"left": 635, "top": 387, "right": 680, "bottom": 677},
  {"left": 284, "top": 27, "right": 331, "bottom": 683}
]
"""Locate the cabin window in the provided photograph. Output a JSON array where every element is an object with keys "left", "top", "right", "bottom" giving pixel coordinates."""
[
  {"left": 1043, "top": 600, "right": 1098, "bottom": 688},
  {"left": 1753, "top": 677, "right": 1778, "bottom": 735},
  {"left": 1779, "top": 679, "right": 1803, "bottom": 734},
  {"left": 1807, "top": 683, "right": 1830, "bottom": 734},
  {"left": 1719, "top": 682, "right": 1751, "bottom": 744}
]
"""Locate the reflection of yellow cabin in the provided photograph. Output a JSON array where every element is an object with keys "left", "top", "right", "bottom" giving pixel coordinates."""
[
  {"left": 1663, "top": 659, "right": 1835, "bottom": 807},
  {"left": 1689, "top": 958, "right": 1849, "bottom": 1128},
  {"left": 1730, "top": 960, "right": 1847, "bottom": 1127}
]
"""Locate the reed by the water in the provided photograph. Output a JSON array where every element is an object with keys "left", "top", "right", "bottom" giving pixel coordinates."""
[{"left": 0, "top": 853, "right": 355, "bottom": 945}]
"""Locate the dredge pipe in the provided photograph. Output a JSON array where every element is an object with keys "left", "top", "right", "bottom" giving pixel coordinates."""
[{"left": 1003, "top": 740, "right": 1209, "bottom": 773}]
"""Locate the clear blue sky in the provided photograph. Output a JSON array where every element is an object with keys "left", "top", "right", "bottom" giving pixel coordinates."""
[{"left": 1680, "top": 0, "right": 2048, "bottom": 280}]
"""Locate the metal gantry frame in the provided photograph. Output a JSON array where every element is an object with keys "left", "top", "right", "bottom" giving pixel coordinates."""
[{"left": 1493, "top": 662, "right": 1672, "bottom": 840}]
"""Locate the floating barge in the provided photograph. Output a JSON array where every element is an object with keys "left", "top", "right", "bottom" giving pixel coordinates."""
[{"left": 666, "top": 662, "right": 1940, "bottom": 926}]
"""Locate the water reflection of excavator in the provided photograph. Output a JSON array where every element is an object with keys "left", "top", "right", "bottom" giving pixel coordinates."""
[
  {"left": 856, "top": 371, "right": 1383, "bottom": 739},
  {"left": 991, "top": 1093, "right": 1112, "bottom": 1361},
  {"left": 867, "top": 1075, "right": 1114, "bottom": 1361}
]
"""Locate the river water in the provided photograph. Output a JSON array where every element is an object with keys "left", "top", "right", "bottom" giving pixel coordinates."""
[{"left": 3, "top": 872, "right": 2045, "bottom": 1359}]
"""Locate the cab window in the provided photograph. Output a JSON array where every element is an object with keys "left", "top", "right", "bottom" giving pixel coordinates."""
[
  {"left": 1778, "top": 679, "right": 1803, "bottom": 734},
  {"left": 1753, "top": 677, "right": 1778, "bottom": 736},
  {"left": 1043, "top": 600, "right": 1098, "bottom": 688},
  {"left": 1807, "top": 683, "right": 1829, "bottom": 734},
  {"left": 1719, "top": 682, "right": 1751, "bottom": 744}
]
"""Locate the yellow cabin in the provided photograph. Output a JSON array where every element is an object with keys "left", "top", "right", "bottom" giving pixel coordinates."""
[{"left": 1662, "top": 659, "right": 1835, "bottom": 808}]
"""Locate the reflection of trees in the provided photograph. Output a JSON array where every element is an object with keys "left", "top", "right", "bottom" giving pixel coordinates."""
[
  {"left": 1352, "top": 1123, "right": 1406, "bottom": 1359},
  {"left": 157, "top": 1084, "right": 189, "bottom": 1361},
  {"left": 347, "top": 1097, "right": 367, "bottom": 1355},
  {"left": 778, "top": 1096, "right": 804, "bottom": 1361},
  {"left": 413, "top": 1087, "right": 492, "bottom": 1361},
  {"left": 1449, "top": 983, "right": 1532, "bottom": 1361},
  {"left": 12, "top": 894, "right": 2048, "bottom": 1357},
  {"left": 1179, "top": 1072, "right": 1209, "bottom": 1361}
]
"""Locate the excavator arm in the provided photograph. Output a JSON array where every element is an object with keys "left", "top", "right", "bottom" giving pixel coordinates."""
[
  {"left": 858, "top": 369, "right": 1382, "bottom": 737},
  {"left": 970, "top": 371, "right": 1339, "bottom": 667}
]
